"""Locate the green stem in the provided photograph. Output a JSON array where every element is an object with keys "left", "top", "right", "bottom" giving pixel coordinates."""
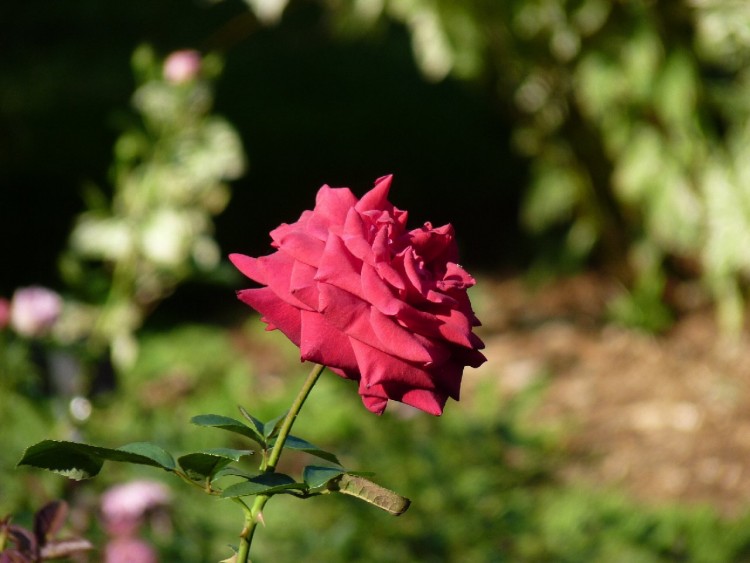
[
  {"left": 235, "top": 498, "right": 253, "bottom": 563},
  {"left": 236, "top": 363, "right": 326, "bottom": 562}
]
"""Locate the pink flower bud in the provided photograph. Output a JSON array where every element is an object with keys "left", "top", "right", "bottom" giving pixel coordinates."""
[
  {"left": 163, "top": 50, "right": 202, "bottom": 84},
  {"left": 101, "top": 480, "right": 171, "bottom": 524},
  {"left": 10, "top": 286, "right": 62, "bottom": 337},
  {"left": 104, "top": 537, "right": 158, "bottom": 563}
]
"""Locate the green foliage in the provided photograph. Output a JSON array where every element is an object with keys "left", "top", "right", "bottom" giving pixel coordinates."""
[
  {"left": 9, "top": 4, "right": 750, "bottom": 561},
  {"left": 607, "top": 269, "right": 674, "bottom": 333},
  {"left": 8, "top": 318, "right": 750, "bottom": 561},
  {"left": 321, "top": 0, "right": 750, "bottom": 334},
  {"left": 17, "top": 391, "right": 411, "bottom": 561},
  {"left": 19, "top": 440, "right": 177, "bottom": 480}
]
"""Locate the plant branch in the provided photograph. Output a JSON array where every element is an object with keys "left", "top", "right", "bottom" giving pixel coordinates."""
[{"left": 237, "top": 363, "right": 326, "bottom": 562}]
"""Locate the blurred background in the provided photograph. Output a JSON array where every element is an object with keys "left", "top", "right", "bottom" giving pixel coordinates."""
[{"left": 4, "top": 0, "right": 750, "bottom": 561}]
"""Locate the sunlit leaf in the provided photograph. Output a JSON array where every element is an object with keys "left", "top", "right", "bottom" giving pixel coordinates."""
[
  {"left": 178, "top": 448, "right": 253, "bottom": 481},
  {"left": 237, "top": 406, "right": 266, "bottom": 437},
  {"left": 302, "top": 465, "right": 345, "bottom": 489},
  {"left": 263, "top": 411, "right": 288, "bottom": 440},
  {"left": 220, "top": 473, "right": 306, "bottom": 498},
  {"left": 273, "top": 435, "right": 340, "bottom": 465},
  {"left": 191, "top": 414, "right": 265, "bottom": 447},
  {"left": 213, "top": 466, "right": 260, "bottom": 481},
  {"left": 117, "top": 442, "right": 176, "bottom": 470},
  {"left": 17, "top": 440, "right": 176, "bottom": 480}
]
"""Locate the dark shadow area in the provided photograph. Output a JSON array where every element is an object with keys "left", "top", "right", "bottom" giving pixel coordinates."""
[{"left": 0, "top": 1, "right": 526, "bottom": 298}]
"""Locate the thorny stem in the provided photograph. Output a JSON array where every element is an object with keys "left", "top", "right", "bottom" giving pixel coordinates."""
[{"left": 236, "top": 363, "right": 327, "bottom": 562}]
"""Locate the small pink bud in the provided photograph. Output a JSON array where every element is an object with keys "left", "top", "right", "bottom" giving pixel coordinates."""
[
  {"left": 104, "top": 537, "right": 158, "bottom": 563},
  {"left": 163, "top": 50, "right": 202, "bottom": 84},
  {"left": 10, "top": 286, "right": 62, "bottom": 338},
  {"left": 101, "top": 480, "right": 171, "bottom": 524}
]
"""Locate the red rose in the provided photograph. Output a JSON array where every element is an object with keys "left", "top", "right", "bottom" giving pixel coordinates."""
[{"left": 230, "top": 175, "right": 485, "bottom": 415}]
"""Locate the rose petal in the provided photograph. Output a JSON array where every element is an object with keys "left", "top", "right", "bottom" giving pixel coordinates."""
[
  {"left": 408, "top": 223, "right": 458, "bottom": 263},
  {"left": 368, "top": 307, "right": 437, "bottom": 364},
  {"left": 229, "top": 254, "right": 267, "bottom": 285},
  {"left": 257, "top": 252, "right": 315, "bottom": 311},
  {"left": 355, "top": 175, "right": 393, "bottom": 213},
  {"left": 371, "top": 226, "right": 392, "bottom": 264},
  {"left": 434, "top": 308, "right": 481, "bottom": 349},
  {"left": 455, "top": 346, "right": 488, "bottom": 369},
  {"left": 351, "top": 338, "right": 460, "bottom": 400},
  {"left": 398, "top": 387, "right": 446, "bottom": 415},
  {"left": 237, "top": 288, "right": 302, "bottom": 346},
  {"left": 315, "top": 185, "right": 358, "bottom": 223},
  {"left": 402, "top": 248, "right": 428, "bottom": 296},
  {"left": 354, "top": 344, "right": 437, "bottom": 393},
  {"left": 375, "top": 260, "right": 406, "bottom": 291},
  {"left": 357, "top": 375, "right": 447, "bottom": 416},
  {"left": 437, "top": 262, "right": 476, "bottom": 290},
  {"left": 270, "top": 210, "right": 312, "bottom": 243},
  {"left": 315, "top": 234, "right": 364, "bottom": 298},
  {"left": 327, "top": 365, "right": 360, "bottom": 382},
  {"left": 319, "top": 284, "right": 433, "bottom": 364},
  {"left": 289, "top": 261, "right": 320, "bottom": 310},
  {"left": 318, "top": 284, "right": 380, "bottom": 346},
  {"left": 342, "top": 208, "right": 373, "bottom": 262},
  {"left": 361, "top": 263, "right": 399, "bottom": 316},
  {"left": 275, "top": 231, "right": 325, "bottom": 266},
  {"left": 299, "top": 310, "right": 359, "bottom": 373},
  {"left": 360, "top": 393, "right": 388, "bottom": 415}
]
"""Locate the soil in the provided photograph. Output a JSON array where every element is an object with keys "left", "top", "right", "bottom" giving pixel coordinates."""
[{"left": 472, "top": 272, "right": 750, "bottom": 517}]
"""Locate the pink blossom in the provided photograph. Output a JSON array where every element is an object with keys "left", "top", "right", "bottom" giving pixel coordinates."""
[
  {"left": 10, "top": 286, "right": 62, "bottom": 337},
  {"left": 163, "top": 50, "right": 201, "bottom": 84},
  {"left": 104, "top": 537, "right": 158, "bottom": 563},
  {"left": 101, "top": 480, "right": 170, "bottom": 530}
]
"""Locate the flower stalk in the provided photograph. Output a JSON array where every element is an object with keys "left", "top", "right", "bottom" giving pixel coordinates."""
[{"left": 237, "top": 362, "right": 327, "bottom": 561}]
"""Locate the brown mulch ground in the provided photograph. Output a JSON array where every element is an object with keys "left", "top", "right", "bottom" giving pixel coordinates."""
[{"left": 472, "top": 273, "right": 750, "bottom": 517}]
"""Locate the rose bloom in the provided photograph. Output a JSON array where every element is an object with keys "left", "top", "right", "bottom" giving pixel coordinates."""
[
  {"left": 231, "top": 175, "right": 486, "bottom": 415},
  {"left": 9, "top": 286, "right": 62, "bottom": 338}
]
